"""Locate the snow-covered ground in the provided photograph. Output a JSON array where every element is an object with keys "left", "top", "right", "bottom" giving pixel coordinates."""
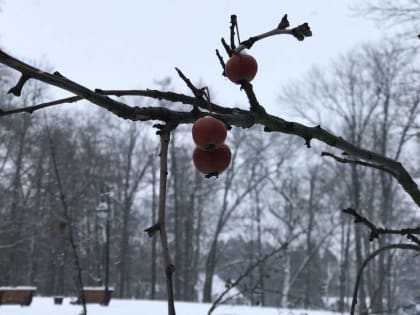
[{"left": 0, "top": 297, "right": 340, "bottom": 315}]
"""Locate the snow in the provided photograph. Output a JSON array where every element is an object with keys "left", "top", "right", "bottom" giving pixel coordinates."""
[{"left": 0, "top": 297, "right": 340, "bottom": 315}]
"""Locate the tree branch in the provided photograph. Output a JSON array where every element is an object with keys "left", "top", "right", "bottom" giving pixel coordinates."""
[
  {"left": 234, "top": 14, "right": 311, "bottom": 53},
  {"left": 350, "top": 243, "right": 420, "bottom": 315},
  {"left": 1, "top": 50, "right": 419, "bottom": 209},
  {"left": 321, "top": 151, "right": 398, "bottom": 177},
  {"left": 144, "top": 127, "right": 176, "bottom": 315},
  {"left": 342, "top": 207, "right": 420, "bottom": 246},
  {"left": 207, "top": 240, "right": 290, "bottom": 315}
]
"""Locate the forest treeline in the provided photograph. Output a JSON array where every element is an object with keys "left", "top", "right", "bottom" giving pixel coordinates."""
[{"left": 0, "top": 39, "right": 419, "bottom": 314}]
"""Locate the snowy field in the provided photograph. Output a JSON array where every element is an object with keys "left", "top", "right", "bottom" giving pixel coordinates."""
[{"left": 0, "top": 297, "right": 340, "bottom": 315}]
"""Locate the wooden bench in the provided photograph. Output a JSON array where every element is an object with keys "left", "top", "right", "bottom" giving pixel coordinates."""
[
  {"left": 73, "top": 287, "right": 113, "bottom": 306},
  {"left": 0, "top": 286, "right": 36, "bottom": 306}
]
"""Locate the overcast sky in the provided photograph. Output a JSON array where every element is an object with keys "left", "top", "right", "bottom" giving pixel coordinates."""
[{"left": 0, "top": 1, "right": 383, "bottom": 118}]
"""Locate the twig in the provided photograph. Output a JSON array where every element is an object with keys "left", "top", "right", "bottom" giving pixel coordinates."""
[
  {"left": 321, "top": 151, "right": 398, "bottom": 177},
  {"left": 342, "top": 208, "right": 420, "bottom": 246},
  {"left": 350, "top": 243, "right": 420, "bottom": 315},
  {"left": 221, "top": 38, "right": 232, "bottom": 57},
  {"left": 174, "top": 67, "right": 205, "bottom": 100},
  {"left": 0, "top": 95, "right": 81, "bottom": 116},
  {"left": 233, "top": 15, "right": 311, "bottom": 53},
  {"left": 229, "top": 15, "right": 237, "bottom": 50},
  {"left": 240, "top": 81, "right": 266, "bottom": 114},
  {"left": 145, "top": 127, "right": 176, "bottom": 315},
  {"left": 207, "top": 242, "right": 289, "bottom": 315},
  {"left": 215, "top": 49, "right": 226, "bottom": 76}
]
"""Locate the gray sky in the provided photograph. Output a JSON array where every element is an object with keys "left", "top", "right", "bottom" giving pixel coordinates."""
[{"left": 0, "top": 1, "right": 382, "bottom": 118}]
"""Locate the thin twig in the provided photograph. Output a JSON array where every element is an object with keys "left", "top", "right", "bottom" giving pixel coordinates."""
[
  {"left": 350, "top": 243, "right": 420, "bottom": 315},
  {"left": 221, "top": 38, "right": 232, "bottom": 57},
  {"left": 321, "top": 151, "right": 398, "bottom": 177},
  {"left": 343, "top": 208, "right": 420, "bottom": 245},
  {"left": 146, "top": 127, "right": 177, "bottom": 315},
  {"left": 230, "top": 14, "right": 237, "bottom": 50},
  {"left": 174, "top": 67, "right": 205, "bottom": 100},
  {"left": 215, "top": 49, "right": 226, "bottom": 77},
  {"left": 0, "top": 95, "right": 81, "bottom": 116},
  {"left": 207, "top": 242, "right": 289, "bottom": 315},
  {"left": 233, "top": 15, "right": 311, "bottom": 53}
]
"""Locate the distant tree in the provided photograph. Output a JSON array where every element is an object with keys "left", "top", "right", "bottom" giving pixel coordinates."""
[{"left": 1, "top": 13, "right": 420, "bottom": 315}]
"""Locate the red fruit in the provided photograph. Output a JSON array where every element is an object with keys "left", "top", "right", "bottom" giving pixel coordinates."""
[
  {"left": 225, "top": 52, "right": 258, "bottom": 84},
  {"left": 193, "top": 144, "right": 232, "bottom": 175},
  {"left": 192, "top": 116, "right": 227, "bottom": 150}
]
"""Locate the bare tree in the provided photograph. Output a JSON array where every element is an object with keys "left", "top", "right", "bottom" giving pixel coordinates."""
[
  {"left": 1, "top": 14, "right": 420, "bottom": 315},
  {"left": 360, "top": 0, "right": 420, "bottom": 38}
]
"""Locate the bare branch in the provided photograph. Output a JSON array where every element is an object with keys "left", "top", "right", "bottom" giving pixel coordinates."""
[
  {"left": 207, "top": 240, "right": 291, "bottom": 315},
  {"left": 144, "top": 128, "right": 176, "bottom": 315},
  {"left": 1, "top": 47, "right": 420, "bottom": 210},
  {"left": 321, "top": 151, "right": 398, "bottom": 178},
  {"left": 0, "top": 95, "right": 81, "bottom": 116},
  {"left": 234, "top": 15, "right": 311, "bottom": 53},
  {"left": 342, "top": 207, "right": 420, "bottom": 245},
  {"left": 350, "top": 243, "right": 420, "bottom": 315}
]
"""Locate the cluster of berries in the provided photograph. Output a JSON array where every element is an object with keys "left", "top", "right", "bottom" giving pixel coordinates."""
[
  {"left": 192, "top": 116, "right": 231, "bottom": 177},
  {"left": 191, "top": 51, "right": 258, "bottom": 176}
]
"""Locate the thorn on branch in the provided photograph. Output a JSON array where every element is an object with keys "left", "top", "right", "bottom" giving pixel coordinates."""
[
  {"left": 291, "top": 23, "right": 312, "bottom": 41},
  {"left": 304, "top": 136, "right": 312, "bottom": 148},
  {"left": 216, "top": 49, "right": 226, "bottom": 76},
  {"left": 8, "top": 74, "right": 30, "bottom": 96},
  {"left": 221, "top": 38, "right": 232, "bottom": 57},
  {"left": 277, "top": 14, "right": 290, "bottom": 30},
  {"left": 53, "top": 71, "right": 65, "bottom": 78}
]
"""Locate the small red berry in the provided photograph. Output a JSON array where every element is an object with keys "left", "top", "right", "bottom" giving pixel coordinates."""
[
  {"left": 225, "top": 52, "right": 258, "bottom": 83},
  {"left": 193, "top": 144, "right": 232, "bottom": 175},
  {"left": 192, "top": 116, "right": 227, "bottom": 150}
]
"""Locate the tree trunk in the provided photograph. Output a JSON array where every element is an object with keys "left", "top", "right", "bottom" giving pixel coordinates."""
[
  {"left": 281, "top": 249, "right": 290, "bottom": 308},
  {"left": 203, "top": 239, "right": 217, "bottom": 302}
]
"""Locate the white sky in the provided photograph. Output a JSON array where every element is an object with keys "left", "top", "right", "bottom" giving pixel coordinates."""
[{"left": 0, "top": 0, "right": 382, "bottom": 118}]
